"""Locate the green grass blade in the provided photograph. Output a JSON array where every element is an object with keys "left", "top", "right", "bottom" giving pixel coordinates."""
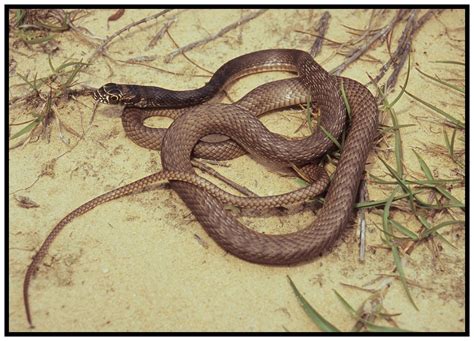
[
  {"left": 333, "top": 290, "right": 357, "bottom": 315},
  {"left": 356, "top": 190, "right": 423, "bottom": 209},
  {"left": 389, "top": 53, "right": 411, "bottom": 108},
  {"left": 389, "top": 219, "right": 419, "bottom": 240},
  {"left": 374, "top": 223, "right": 411, "bottom": 240},
  {"left": 320, "top": 125, "right": 342, "bottom": 150},
  {"left": 433, "top": 231, "right": 457, "bottom": 249},
  {"left": 15, "top": 9, "right": 26, "bottom": 26},
  {"left": 443, "top": 129, "right": 453, "bottom": 158},
  {"left": 433, "top": 60, "right": 464, "bottom": 65},
  {"left": 48, "top": 54, "right": 56, "bottom": 73},
  {"left": 412, "top": 150, "right": 463, "bottom": 207},
  {"left": 434, "top": 187, "right": 464, "bottom": 207},
  {"left": 412, "top": 150, "right": 434, "bottom": 180},
  {"left": 17, "top": 73, "right": 39, "bottom": 91},
  {"left": 369, "top": 173, "right": 461, "bottom": 186},
  {"left": 449, "top": 129, "right": 456, "bottom": 156},
  {"left": 382, "top": 190, "right": 418, "bottom": 310},
  {"left": 287, "top": 276, "right": 340, "bottom": 332},
  {"left": 377, "top": 157, "right": 414, "bottom": 208},
  {"left": 10, "top": 116, "right": 42, "bottom": 140},
  {"left": 389, "top": 110, "right": 403, "bottom": 176},
  {"left": 22, "top": 33, "right": 57, "bottom": 45},
  {"left": 417, "top": 215, "right": 431, "bottom": 229},
  {"left": 391, "top": 246, "right": 418, "bottom": 310},
  {"left": 416, "top": 68, "right": 464, "bottom": 94},
  {"left": 382, "top": 190, "right": 397, "bottom": 236},
  {"left": 403, "top": 90, "right": 465, "bottom": 128},
  {"left": 421, "top": 220, "right": 465, "bottom": 238},
  {"left": 63, "top": 60, "right": 85, "bottom": 89},
  {"left": 340, "top": 82, "right": 352, "bottom": 120}
]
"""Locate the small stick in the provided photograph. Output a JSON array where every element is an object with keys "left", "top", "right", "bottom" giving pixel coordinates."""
[
  {"left": 147, "top": 17, "right": 176, "bottom": 49},
  {"left": 385, "top": 10, "right": 418, "bottom": 90},
  {"left": 191, "top": 160, "right": 257, "bottom": 197},
  {"left": 414, "top": 8, "right": 444, "bottom": 31},
  {"left": 309, "top": 11, "right": 331, "bottom": 57},
  {"left": 166, "top": 30, "right": 213, "bottom": 75},
  {"left": 166, "top": 30, "right": 235, "bottom": 103},
  {"left": 86, "top": 9, "right": 173, "bottom": 66},
  {"left": 373, "top": 9, "right": 443, "bottom": 87},
  {"left": 332, "top": 9, "right": 407, "bottom": 75},
  {"left": 387, "top": 9, "right": 444, "bottom": 89},
  {"left": 164, "top": 9, "right": 268, "bottom": 63}
]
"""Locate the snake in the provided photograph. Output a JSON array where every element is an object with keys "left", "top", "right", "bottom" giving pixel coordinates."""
[{"left": 23, "top": 49, "right": 378, "bottom": 327}]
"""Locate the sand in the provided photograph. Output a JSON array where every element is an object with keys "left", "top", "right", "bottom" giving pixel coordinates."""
[{"left": 8, "top": 8, "right": 465, "bottom": 332}]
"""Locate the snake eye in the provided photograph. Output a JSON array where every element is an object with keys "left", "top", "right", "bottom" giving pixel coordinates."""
[{"left": 108, "top": 94, "right": 120, "bottom": 102}]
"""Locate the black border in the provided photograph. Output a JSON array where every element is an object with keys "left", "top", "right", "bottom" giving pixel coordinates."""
[{"left": 5, "top": 4, "right": 469, "bottom": 336}]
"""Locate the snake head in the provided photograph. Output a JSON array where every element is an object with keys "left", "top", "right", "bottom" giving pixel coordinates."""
[
  {"left": 93, "top": 83, "right": 141, "bottom": 106},
  {"left": 93, "top": 83, "right": 124, "bottom": 104}
]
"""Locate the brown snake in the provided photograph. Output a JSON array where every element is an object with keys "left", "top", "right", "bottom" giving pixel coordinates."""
[{"left": 23, "top": 49, "right": 378, "bottom": 327}]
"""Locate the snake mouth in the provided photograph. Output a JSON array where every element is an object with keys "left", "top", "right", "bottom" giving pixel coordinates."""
[
  {"left": 93, "top": 83, "right": 123, "bottom": 104},
  {"left": 92, "top": 89, "right": 106, "bottom": 102}
]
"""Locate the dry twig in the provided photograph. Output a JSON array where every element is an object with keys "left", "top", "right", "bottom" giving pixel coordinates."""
[
  {"left": 191, "top": 160, "right": 257, "bottom": 197},
  {"left": 164, "top": 9, "right": 268, "bottom": 63},
  {"left": 331, "top": 10, "right": 408, "bottom": 75},
  {"left": 86, "top": 9, "right": 173, "bottom": 66},
  {"left": 309, "top": 11, "right": 331, "bottom": 57},
  {"left": 147, "top": 17, "right": 176, "bottom": 49}
]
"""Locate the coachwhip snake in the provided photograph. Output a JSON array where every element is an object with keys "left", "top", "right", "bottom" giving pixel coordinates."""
[{"left": 23, "top": 49, "right": 378, "bottom": 327}]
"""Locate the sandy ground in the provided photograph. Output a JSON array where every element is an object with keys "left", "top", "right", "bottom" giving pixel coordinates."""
[{"left": 8, "top": 9, "right": 465, "bottom": 332}]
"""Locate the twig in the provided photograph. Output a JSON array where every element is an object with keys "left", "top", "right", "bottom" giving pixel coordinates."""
[
  {"left": 115, "top": 57, "right": 209, "bottom": 78},
  {"left": 166, "top": 30, "right": 236, "bottom": 103},
  {"left": 86, "top": 9, "right": 173, "bottom": 66},
  {"left": 385, "top": 10, "right": 418, "bottom": 90},
  {"left": 147, "top": 17, "right": 176, "bottom": 49},
  {"left": 295, "top": 29, "right": 343, "bottom": 46},
  {"left": 309, "top": 11, "right": 331, "bottom": 57},
  {"left": 331, "top": 10, "right": 407, "bottom": 75},
  {"left": 166, "top": 30, "right": 213, "bottom": 74},
  {"left": 414, "top": 8, "right": 444, "bottom": 31},
  {"left": 191, "top": 160, "right": 257, "bottom": 197},
  {"left": 373, "top": 9, "right": 444, "bottom": 88},
  {"left": 164, "top": 9, "right": 268, "bottom": 63}
]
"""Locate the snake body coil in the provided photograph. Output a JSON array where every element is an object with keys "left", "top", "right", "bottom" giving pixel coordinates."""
[
  {"left": 24, "top": 49, "right": 378, "bottom": 326},
  {"left": 158, "top": 50, "right": 378, "bottom": 264},
  {"left": 96, "top": 49, "right": 379, "bottom": 263}
]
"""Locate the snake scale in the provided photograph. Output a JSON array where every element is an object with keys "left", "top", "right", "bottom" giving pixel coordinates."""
[{"left": 23, "top": 49, "right": 378, "bottom": 327}]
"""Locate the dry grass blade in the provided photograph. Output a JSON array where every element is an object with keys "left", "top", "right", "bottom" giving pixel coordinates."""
[
  {"left": 9, "top": 57, "right": 88, "bottom": 146},
  {"left": 333, "top": 290, "right": 411, "bottom": 332}
]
